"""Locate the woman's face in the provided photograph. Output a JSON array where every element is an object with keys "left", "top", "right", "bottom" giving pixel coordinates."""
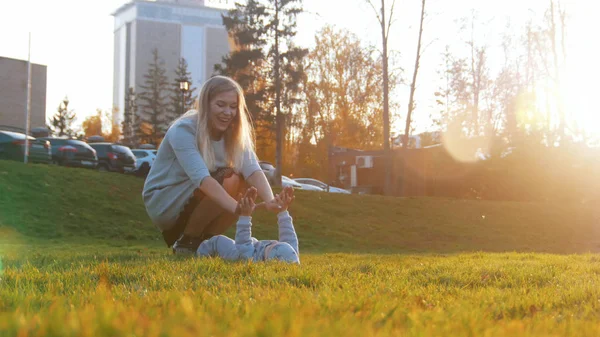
[{"left": 208, "top": 90, "right": 238, "bottom": 137}]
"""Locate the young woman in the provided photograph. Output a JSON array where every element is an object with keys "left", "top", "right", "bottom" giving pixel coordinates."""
[{"left": 142, "top": 76, "right": 281, "bottom": 254}]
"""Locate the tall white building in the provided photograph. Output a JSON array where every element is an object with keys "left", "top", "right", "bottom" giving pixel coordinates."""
[{"left": 112, "top": 0, "right": 233, "bottom": 124}]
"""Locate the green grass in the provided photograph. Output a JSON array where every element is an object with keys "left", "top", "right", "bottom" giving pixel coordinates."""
[
  {"left": 1, "top": 248, "right": 600, "bottom": 336},
  {"left": 1, "top": 160, "right": 600, "bottom": 336}
]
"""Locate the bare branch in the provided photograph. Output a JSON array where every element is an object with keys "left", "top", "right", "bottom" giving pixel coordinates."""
[
  {"left": 385, "top": 0, "right": 397, "bottom": 40},
  {"left": 365, "top": 0, "right": 382, "bottom": 24},
  {"left": 422, "top": 38, "right": 437, "bottom": 55}
]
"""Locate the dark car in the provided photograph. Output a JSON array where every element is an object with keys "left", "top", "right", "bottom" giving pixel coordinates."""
[
  {"left": 89, "top": 143, "right": 136, "bottom": 173},
  {"left": 39, "top": 137, "right": 98, "bottom": 169},
  {"left": 0, "top": 130, "right": 51, "bottom": 164}
]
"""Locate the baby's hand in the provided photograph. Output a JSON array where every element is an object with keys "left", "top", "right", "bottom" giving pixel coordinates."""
[
  {"left": 276, "top": 186, "right": 295, "bottom": 212},
  {"left": 238, "top": 187, "right": 258, "bottom": 216}
]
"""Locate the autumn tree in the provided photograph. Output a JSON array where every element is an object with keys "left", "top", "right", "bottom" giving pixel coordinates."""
[
  {"left": 294, "top": 26, "right": 393, "bottom": 180},
  {"left": 82, "top": 108, "right": 122, "bottom": 143},
  {"left": 81, "top": 110, "right": 103, "bottom": 138}
]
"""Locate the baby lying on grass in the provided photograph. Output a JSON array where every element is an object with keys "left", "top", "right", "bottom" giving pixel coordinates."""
[{"left": 196, "top": 186, "right": 299, "bottom": 264}]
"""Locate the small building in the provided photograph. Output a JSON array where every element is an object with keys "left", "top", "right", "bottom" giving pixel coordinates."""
[
  {"left": 0, "top": 56, "right": 47, "bottom": 134},
  {"left": 329, "top": 143, "right": 473, "bottom": 197}
]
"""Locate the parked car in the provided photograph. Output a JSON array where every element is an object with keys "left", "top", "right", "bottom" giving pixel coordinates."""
[
  {"left": 131, "top": 149, "right": 157, "bottom": 176},
  {"left": 38, "top": 137, "right": 98, "bottom": 169},
  {"left": 88, "top": 143, "right": 136, "bottom": 173},
  {"left": 294, "top": 178, "right": 351, "bottom": 194},
  {"left": 0, "top": 130, "right": 51, "bottom": 164},
  {"left": 282, "top": 176, "right": 303, "bottom": 189},
  {"left": 259, "top": 161, "right": 277, "bottom": 184},
  {"left": 283, "top": 175, "right": 328, "bottom": 191}
]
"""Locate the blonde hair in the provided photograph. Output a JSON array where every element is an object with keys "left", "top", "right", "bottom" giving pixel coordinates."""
[{"left": 175, "top": 76, "right": 255, "bottom": 173}]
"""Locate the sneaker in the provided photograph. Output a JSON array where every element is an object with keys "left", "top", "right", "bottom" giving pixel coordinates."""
[{"left": 172, "top": 234, "right": 211, "bottom": 255}]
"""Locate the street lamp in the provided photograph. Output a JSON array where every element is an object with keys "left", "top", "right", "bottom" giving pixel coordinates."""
[{"left": 179, "top": 80, "right": 191, "bottom": 115}]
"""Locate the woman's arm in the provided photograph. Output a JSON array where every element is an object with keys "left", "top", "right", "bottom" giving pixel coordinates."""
[
  {"left": 246, "top": 170, "right": 275, "bottom": 202},
  {"left": 246, "top": 170, "right": 285, "bottom": 212},
  {"left": 198, "top": 177, "right": 238, "bottom": 214}
]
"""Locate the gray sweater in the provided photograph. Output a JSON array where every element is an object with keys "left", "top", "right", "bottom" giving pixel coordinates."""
[
  {"left": 197, "top": 211, "right": 300, "bottom": 262},
  {"left": 142, "top": 115, "right": 261, "bottom": 230}
]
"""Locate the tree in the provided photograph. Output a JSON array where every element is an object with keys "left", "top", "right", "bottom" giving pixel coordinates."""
[
  {"left": 48, "top": 97, "right": 77, "bottom": 138},
  {"left": 217, "top": 0, "right": 307, "bottom": 185},
  {"left": 82, "top": 108, "right": 122, "bottom": 143},
  {"left": 527, "top": 0, "right": 568, "bottom": 143},
  {"left": 122, "top": 87, "right": 137, "bottom": 146},
  {"left": 82, "top": 110, "right": 103, "bottom": 138},
  {"left": 437, "top": 13, "right": 492, "bottom": 138},
  {"left": 403, "top": 0, "right": 427, "bottom": 150},
  {"left": 168, "top": 58, "right": 196, "bottom": 124},
  {"left": 137, "top": 48, "right": 170, "bottom": 146},
  {"left": 548, "top": 0, "right": 566, "bottom": 140},
  {"left": 105, "top": 106, "right": 122, "bottom": 143},
  {"left": 308, "top": 26, "right": 390, "bottom": 149},
  {"left": 366, "top": 0, "right": 397, "bottom": 195},
  {"left": 294, "top": 26, "right": 391, "bottom": 181},
  {"left": 433, "top": 46, "right": 453, "bottom": 123}
]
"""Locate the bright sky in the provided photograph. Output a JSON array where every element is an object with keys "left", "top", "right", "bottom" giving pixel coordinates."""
[{"left": 1, "top": 0, "right": 598, "bottom": 135}]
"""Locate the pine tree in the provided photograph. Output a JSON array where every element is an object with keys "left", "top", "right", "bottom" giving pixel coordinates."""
[
  {"left": 137, "top": 48, "right": 170, "bottom": 145},
  {"left": 217, "top": 0, "right": 307, "bottom": 185},
  {"left": 48, "top": 96, "right": 77, "bottom": 138},
  {"left": 168, "top": 58, "right": 196, "bottom": 124}
]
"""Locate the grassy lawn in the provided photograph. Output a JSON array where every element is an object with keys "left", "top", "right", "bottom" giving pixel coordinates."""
[
  {"left": 1, "top": 248, "right": 600, "bottom": 336},
  {"left": 1, "top": 160, "right": 599, "bottom": 336}
]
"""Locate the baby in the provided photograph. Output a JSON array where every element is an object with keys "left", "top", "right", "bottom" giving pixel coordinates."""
[{"left": 196, "top": 186, "right": 299, "bottom": 264}]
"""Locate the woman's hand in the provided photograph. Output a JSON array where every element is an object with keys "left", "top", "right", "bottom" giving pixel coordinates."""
[
  {"left": 246, "top": 170, "right": 280, "bottom": 212},
  {"left": 255, "top": 186, "right": 294, "bottom": 213},
  {"left": 255, "top": 197, "right": 284, "bottom": 213},
  {"left": 261, "top": 198, "right": 284, "bottom": 213}
]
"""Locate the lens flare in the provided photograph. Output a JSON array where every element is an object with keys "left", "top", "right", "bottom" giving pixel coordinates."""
[
  {"left": 441, "top": 120, "right": 492, "bottom": 163},
  {"left": 0, "top": 227, "right": 23, "bottom": 277}
]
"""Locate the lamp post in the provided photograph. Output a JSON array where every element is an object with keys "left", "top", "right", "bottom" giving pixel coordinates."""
[
  {"left": 179, "top": 80, "right": 190, "bottom": 115},
  {"left": 24, "top": 32, "right": 32, "bottom": 163}
]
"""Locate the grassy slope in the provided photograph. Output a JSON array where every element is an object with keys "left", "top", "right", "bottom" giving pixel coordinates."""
[{"left": 1, "top": 159, "right": 599, "bottom": 253}]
